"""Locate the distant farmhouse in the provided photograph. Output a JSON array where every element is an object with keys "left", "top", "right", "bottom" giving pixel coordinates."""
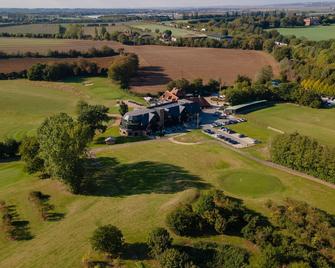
[
  {"left": 304, "top": 17, "right": 320, "bottom": 26},
  {"left": 120, "top": 100, "right": 200, "bottom": 136}
]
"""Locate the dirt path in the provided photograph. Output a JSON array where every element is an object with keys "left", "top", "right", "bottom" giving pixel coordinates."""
[{"left": 168, "top": 133, "right": 203, "bottom": 146}]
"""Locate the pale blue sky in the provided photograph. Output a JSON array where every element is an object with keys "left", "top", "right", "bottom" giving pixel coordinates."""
[{"left": 0, "top": 0, "right": 325, "bottom": 8}]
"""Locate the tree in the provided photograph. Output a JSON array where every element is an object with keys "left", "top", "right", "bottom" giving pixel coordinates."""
[
  {"left": 108, "top": 54, "right": 139, "bottom": 89},
  {"left": 147, "top": 228, "right": 173, "bottom": 257},
  {"left": 159, "top": 248, "right": 193, "bottom": 268},
  {"left": 76, "top": 101, "right": 110, "bottom": 139},
  {"left": 166, "top": 205, "right": 203, "bottom": 236},
  {"left": 119, "top": 101, "right": 129, "bottom": 116},
  {"left": 256, "top": 65, "right": 273, "bottom": 84},
  {"left": 37, "top": 113, "right": 90, "bottom": 193},
  {"left": 90, "top": 225, "right": 124, "bottom": 256},
  {"left": 19, "top": 137, "right": 44, "bottom": 174}
]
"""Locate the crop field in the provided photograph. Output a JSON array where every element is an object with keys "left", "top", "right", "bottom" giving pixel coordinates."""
[
  {"left": 0, "top": 24, "right": 59, "bottom": 34},
  {"left": 0, "top": 38, "right": 280, "bottom": 94},
  {"left": 0, "top": 137, "right": 334, "bottom": 267},
  {"left": 0, "top": 23, "right": 132, "bottom": 36},
  {"left": 0, "top": 77, "right": 143, "bottom": 139},
  {"left": 274, "top": 25, "right": 335, "bottom": 41},
  {"left": 0, "top": 38, "right": 126, "bottom": 53},
  {"left": 229, "top": 103, "right": 335, "bottom": 159}
]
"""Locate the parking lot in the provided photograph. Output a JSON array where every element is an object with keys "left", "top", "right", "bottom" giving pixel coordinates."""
[{"left": 201, "top": 108, "right": 258, "bottom": 148}]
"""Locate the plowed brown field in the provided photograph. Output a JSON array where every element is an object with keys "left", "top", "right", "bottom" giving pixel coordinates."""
[{"left": 0, "top": 38, "right": 280, "bottom": 94}]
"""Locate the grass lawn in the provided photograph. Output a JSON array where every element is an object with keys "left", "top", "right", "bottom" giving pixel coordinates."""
[
  {"left": 229, "top": 103, "right": 335, "bottom": 159},
  {"left": 0, "top": 139, "right": 334, "bottom": 267},
  {"left": 274, "top": 24, "right": 335, "bottom": 41},
  {"left": 130, "top": 22, "right": 200, "bottom": 37},
  {"left": 0, "top": 77, "right": 144, "bottom": 140}
]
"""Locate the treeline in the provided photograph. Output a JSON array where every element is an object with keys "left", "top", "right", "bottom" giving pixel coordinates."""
[
  {"left": 0, "top": 139, "right": 20, "bottom": 160},
  {"left": 225, "top": 69, "right": 323, "bottom": 108},
  {"left": 271, "top": 132, "right": 335, "bottom": 184},
  {"left": 274, "top": 39, "right": 335, "bottom": 97},
  {"left": 0, "top": 46, "right": 116, "bottom": 59},
  {"left": 166, "top": 78, "right": 221, "bottom": 96},
  {"left": 165, "top": 190, "right": 334, "bottom": 267},
  {"left": 26, "top": 61, "right": 105, "bottom": 82}
]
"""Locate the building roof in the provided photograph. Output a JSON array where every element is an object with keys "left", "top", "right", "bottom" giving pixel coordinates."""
[{"left": 226, "top": 100, "right": 268, "bottom": 111}]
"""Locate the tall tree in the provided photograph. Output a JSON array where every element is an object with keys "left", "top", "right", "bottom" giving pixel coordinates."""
[
  {"left": 76, "top": 101, "right": 110, "bottom": 138},
  {"left": 37, "top": 113, "right": 90, "bottom": 193}
]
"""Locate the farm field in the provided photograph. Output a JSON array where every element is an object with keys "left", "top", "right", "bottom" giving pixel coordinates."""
[
  {"left": 0, "top": 77, "right": 143, "bottom": 139},
  {"left": 274, "top": 24, "right": 335, "bottom": 41},
  {"left": 0, "top": 38, "right": 280, "bottom": 94},
  {"left": 0, "top": 38, "right": 118, "bottom": 53},
  {"left": 229, "top": 103, "right": 335, "bottom": 159},
  {"left": 131, "top": 22, "right": 201, "bottom": 37},
  {"left": 0, "top": 138, "right": 334, "bottom": 267},
  {"left": 0, "top": 23, "right": 132, "bottom": 36},
  {"left": 0, "top": 24, "right": 59, "bottom": 34}
]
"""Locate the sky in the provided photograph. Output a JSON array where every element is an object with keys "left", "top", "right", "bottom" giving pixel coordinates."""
[{"left": 0, "top": 0, "right": 326, "bottom": 9}]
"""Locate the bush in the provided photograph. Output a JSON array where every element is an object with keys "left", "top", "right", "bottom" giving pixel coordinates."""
[
  {"left": 19, "top": 137, "right": 44, "bottom": 174},
  {"left": 0, "top": 138, "right": 20, "bottom": 160},
  {"left": 159, "top": 248, "right": 194, "bottom": 268},
  {"left": 147, "top": 228, "right": 173, "bottom": 257},
  {"left": 166, "top": 205, "right": 203, "bottom": 237},
  {"left": 90, "top": 225, "right": 124, "bottom": 256},
  {"left": 211, "top": 245, "right": 249, "bottom": 268}
]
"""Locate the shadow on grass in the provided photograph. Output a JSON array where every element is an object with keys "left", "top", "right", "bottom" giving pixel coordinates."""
[
  {"left": 83, "top": 157, "right": 209, "bottom": 197},
  {"left": 6, "top": 205, "right": 33, "bottom": 240},
  {"left": 122, "top": 242, "right": 150, "bottom": 261}
]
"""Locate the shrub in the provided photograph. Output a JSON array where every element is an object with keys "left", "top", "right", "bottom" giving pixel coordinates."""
[
  {"left": 19, "top": 137, "right": 44, "bottom": 174},
  {"left": 166, "top": 205, "right": 203, "bottom": 236},
  {"left": 159, "top": 248, "right": 194, "bottom": 268},
  {"left": 90, "top": 225, "right": 124, "bottom": 256},
  {"left": 0, "top": 138, "right": 20, "bottom": 159},
  {"left": 147, "top": 228, "right": 173, "bottom": 257},
  {"left": 211, "top": 245, "right": 249, "bottom": 268}
]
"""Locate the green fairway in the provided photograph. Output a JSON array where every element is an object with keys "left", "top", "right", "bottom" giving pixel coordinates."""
[
  {"left": 229, "top": 103, "right": 335, "bottom": 151},
  {"left": 274, "top": 25, "right": 335, "bottom": 41},
  {"left": 0, "top": 139, "right": 334, "bottom": 267},
  {"left": 221, "top": 170, "right": 284, "bottom": 198},
  {"left": 0, "top": 78, "right": 144, "bottom": 139}
]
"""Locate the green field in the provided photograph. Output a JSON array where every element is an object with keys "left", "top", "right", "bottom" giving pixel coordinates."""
[
  {"left": 0, "top": 78, "right": 144, "bottom": 139},
  {"left": 274, "top": 25, "right": 335, "bottom": 41},
  {"left": 229, "top": 103, "right": 335, "bottom": 159},
  {"left": 1, "top": 137, "right": 334, "bottom": 267},
  {"left": 131, "top": 22, "right": 201, "bottom": 37},
  {"left": 0, "top": 24, "right": 59, "bottom": 34}
]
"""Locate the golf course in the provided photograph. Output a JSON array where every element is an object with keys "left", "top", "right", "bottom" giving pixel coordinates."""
[{"left": 1, "top": 136, "right": 335, "bottom": 267}]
